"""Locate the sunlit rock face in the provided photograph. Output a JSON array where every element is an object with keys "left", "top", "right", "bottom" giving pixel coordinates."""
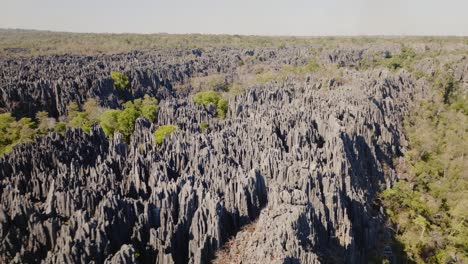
[{"left": 0, "top": 45, "right": 445, "bottom": 264}]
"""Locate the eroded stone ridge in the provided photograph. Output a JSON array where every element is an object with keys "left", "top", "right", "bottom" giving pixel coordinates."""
[{"left": 0, "top": 47, "right": 439, "bottom": 263}]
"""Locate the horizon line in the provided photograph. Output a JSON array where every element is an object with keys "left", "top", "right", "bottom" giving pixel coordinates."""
[{"left": 1, "top": 27, "right": 467, "bottom": 38}]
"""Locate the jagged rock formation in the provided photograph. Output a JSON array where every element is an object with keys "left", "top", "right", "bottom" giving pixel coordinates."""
[
  {"left": 1, "top": 44, "right": 464, "bottom": 263},
  {"left": 0, "top": 48, "right": 295, "bottom": 117},
  {"left": 0, "top": 46, "right": 408, "bottom": 118}
]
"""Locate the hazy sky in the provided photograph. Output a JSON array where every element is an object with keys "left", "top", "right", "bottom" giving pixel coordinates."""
[{"left": 1, "top": 0, "right": 467, "bottom": 36}]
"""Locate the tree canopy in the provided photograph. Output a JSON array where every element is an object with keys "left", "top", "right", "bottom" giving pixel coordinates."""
[
  {"left": 154, "top": 125, "right": 178, "bottom": 145},
  {"left": 111, "top": 71, "right": 130, "bottom": 90},
  {"left": 194, "top": 90, "right": 228, "bottom": 118}
]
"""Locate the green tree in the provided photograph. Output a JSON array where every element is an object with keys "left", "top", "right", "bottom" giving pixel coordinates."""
[
  {"left": 69, "top": 112, "right": 92, "bottom": 133},
  {"left": 154, "top": 125, "right": 178, "bottom": 145},
  {"left": 117, "top": 107, "right": 140, "bottom": 140},
  {"left": 0, "top": 117, "right": 37, "bottom": 155},
  {"left": 0, "top": 113, "right": 15, "bottom": 154},
  {"left": 413, "top": 215, "right": 429, "bottom": 240},
  {"left": 67, "top": 101, "right": 80, "bottom": 121},
  {"left": 99, "top": 109, "right": 121, "bottom": 137},
  {"left": 0, "top": 96, "right": 160, "bottom": 155},
  {"left": 194, "top": 91, "right": 229, "bottom": 118},
  {"left": 54, "top": 122, "right": 67, "bottom": 134},
  {"left": 111, "top": 71, "right": 129, "bottom": 90},
  {"left": 381, "top": 70, "right": 467, "bottom": 263},
  {"left": 194, "top": 90, "right": 222, "bottom": 107},
  {"left": 98, "top": 96, "right": 158, "bottom": 138},
  {"left": 36, "top": 111, "right": 50, "bottom": 134},
  {"left": 0, "top": 113, "right": 15, "bottom": 145},
  {"left": 66, "top": 98, "right": 106, "bottom": 133},
  {"left": 8, "top": 117, "right": 36, "bottom": 144},
  {"left": 140, "top": 95, "right": 158, "bottom": 121},
  {"left": 83, "top": 98, "right": 102, "bottom": 122},
  {"left": 216, "top": 98, "right": 228, "bottom": 118}
]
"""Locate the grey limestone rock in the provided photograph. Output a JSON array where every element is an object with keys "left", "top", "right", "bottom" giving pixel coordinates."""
[{"left": 0, "top": 46, "right": 443, "bottom": 263}]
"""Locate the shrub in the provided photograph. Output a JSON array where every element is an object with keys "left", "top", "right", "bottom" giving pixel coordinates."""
[
  {"left": 194, "top": 90, "right": 222, "bottom": 107},
  {"left": 54, "top": 122, "right": 67, "bottom": 134},
  {"left": 282, "top": 59, "right": 321, "bottom": 75},
  {"left": 83, "top": 98, "right": 102, "bottom": 122},
  {"left": 36, "top": 111, "right": 49, "bottom": 134},
  {"left": 36, "top": 111, "right": 56, "bottom": 135},
  {"left": 99, "top": 109, "right": 121, "bottom": 137},
  {"left": 154, "top": 125, "right": 178, "bottom": 145},
  {"left": 65, "top": 96, "right": 159, "bottom": 139},
  {"left": 255, "top": 71, "right": 276, "bottom": 84},
  {"left": 358, "top": 46, "right": 418, "bottom": 72},
  {"left": 190, "top": 74, "right": 232, "bottom": 93},
  {"left": 67, "top": 101, "right": 80, "bottom": 120},
  {"left": 384, "top": 46, "right": 417, "bottom": 71},
  {"left": 216, "top": 99, "right": 228, "bottom": 118},
  {"left": 114, "top": 96, "right": 159, "bottom": 140},
  {"left": 383, "top": 57, "right": 403, "bottom": 71},
  {"left": 381, "top": 70, "right": 467, "bottom": 263},
  {"left": 358, "top": 57, "right": 375, "bottom": 70},
  {"left": 304, "top": 59, "right": 321, "bottom": 73},
  {"left": 400, "top": 46, "right": 417, "bottom": 61},
  {"left": 12, "top": 118, "right": 37, "bottom": 143},
  {"left": 140, "top": 95, "right": 158, "bottom": 121},
  {"left": 0, "top": 114, "right": 37, "bottom": 155},
  {"left": 69, "top": 111, "right": 93, "bottom": 133},
  {"left": 383, "top": 51, "right": 392, "bottom": 59},
  {"left": 0, "top": 113, "right": 16, "bottom": 154},
  {"left": 66, "top": 99, "right": 100, "bottom": 133},
  {"left": 111, "top": 71, "right": 129, "bottom": 90},
  {"left": 0, "top": 95, "right": 158, "bottom": 155},
  {"left": 194, "top": 91, "right": 229, "bottom": 118},
  {"left": 117, "top": 107, "right": 140, "bottom": 140},
  {"left": 200, "top": 122, "right": 208, "bottom": 131}
]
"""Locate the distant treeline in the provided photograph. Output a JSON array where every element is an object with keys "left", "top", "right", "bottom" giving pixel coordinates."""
[{"left": 0, "top": 28, "right": 466, "bottom": 56}]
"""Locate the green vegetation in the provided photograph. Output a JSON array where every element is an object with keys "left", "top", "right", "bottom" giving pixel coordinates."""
[
  {"left": 0, "top": 110, "right": 62, "bottom": 155},
  {"left": 0, "top": 95, "right": 158, "bottom": 155},
  {"left": 1, "top": 30, "right": 465, "bottom": 57},
  {"left": 0, "top": 113, "right": 36, "bottom": 155},
  {"left": 190, "top": 74, "right": 231, "bottom": 93},
  {"left": 194, "top": 91, "right": 229, "bottom": 118},
  {"left": 359, "top": 46, "right": 418, "bottom": 72},
  {"left": 97, "top": 95, "right": 158, "bottom": 140},
  {"left": 69, "top": 110, "right": 93, "bottom": 133},
  {"left": 385, "top": 46, "right": 417, "bottom": 71},
  {"left": 200, "top": 122, "right": 208, "bottom": 131},
  {"left": 207, "top": 74, "right": 231, "bottom": 92},
  {"left": 381, "top": 69, "right": 467, "bottom": 263},
  {"left": 116, "top": 107, "right": 140, "bottom": 140},
  {"left": 255, "top": 70, "right": 278, "bottom": 84},
  {"left": 254, "top": 59, "right": 322, "bottom": 85},
  {"left": 282, "top": 59, "right": 322, "bottom": 74},
  {"left": 154, "top": 125, "right": 178, "bottom": 145},
  {"left": 216, "top": 98, "right": 229, "bottom": 118},
  {"left": 111, "top": 71, "right": 129, "bottom": 91},
  {"left": 99, "top": 109, "right": 121, "bottom": 137},
  {"left": 36, "top": 111, "right": 50, "bottom": 134},
  {"left": 139, "top": 95, "right": 159, "bottom": 121},
  {"left": 67, "top": 99, "right": 103, "bottom": 133},
  {"left": 54, "top": 122, "right": 67, "bottom": 134}
]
